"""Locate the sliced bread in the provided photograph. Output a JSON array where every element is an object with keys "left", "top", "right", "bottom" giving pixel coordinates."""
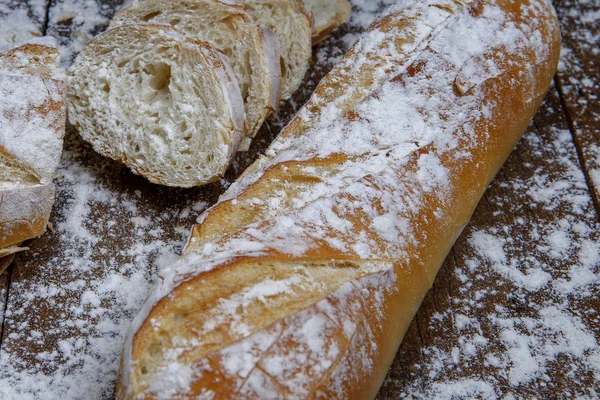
[
  {"left": 111, "top": 0, "right": 281, "bottom": 140},
  {"left": 67, "top": 24, "right": 246, "bottom": 187}
]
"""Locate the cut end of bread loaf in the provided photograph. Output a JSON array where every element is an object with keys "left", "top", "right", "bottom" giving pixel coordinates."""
[
  {"left": 111, "top": 0, "right": 281, "bottom": 139},
  {"left": 0, "top": 184, "right": 56, "bottom": 249},
  {"left": 67, "top": 24, "right": 246, "bottom": 188},
  {"left": 0, "top": 37, "right": 64, "bottom": 81},
  {"left": 118, "top": 251, "right": 397, "bottom": 399},
  {"left": 0, "top": 38, "right": 65, "bottom": 250}
]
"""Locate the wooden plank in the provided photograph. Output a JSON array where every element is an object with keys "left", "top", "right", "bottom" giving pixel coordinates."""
[
  {"left": 378, "top": 84, "right": 600, "bottom": 398},
  {"left": 0, "top": 263, "right": 11, "bottom": 337},
  {"left": 553, "top": 0, "right": 600, "bottom": 213}
]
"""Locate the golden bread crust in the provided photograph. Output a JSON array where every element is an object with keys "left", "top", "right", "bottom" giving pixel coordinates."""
[{"left": 118, "top": 0, "right": 560, "bottom": 398}]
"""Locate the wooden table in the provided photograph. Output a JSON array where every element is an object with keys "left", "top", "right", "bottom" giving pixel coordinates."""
[{"left": 0, "top": 0, "right": 598, "bottom": 398}]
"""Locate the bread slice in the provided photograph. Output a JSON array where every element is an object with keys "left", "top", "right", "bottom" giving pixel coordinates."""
[
  {"left": 0, "top": 37, "right": 65, "bottom": 251},
  {"left": 302, "top": 0, "right": 352, "bottom": 44},
  {"left": 111, "top": 0, "right": 281, "bottom": 140},
  {"left": 0, "top": 246, "right": 27, "bottom": 259},
  {"left": 67, "top": 24, "right": 246, "bottom": 188},
  {"left": 240, "top": 0, "right": 312, "bottom": 99}
]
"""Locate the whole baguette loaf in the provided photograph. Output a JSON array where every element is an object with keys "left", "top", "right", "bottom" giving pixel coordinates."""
[
  {"left": 118, "top": 0, "right": 560, "bottom": 398},
  {"left": 0, "top": 38, "right": 66, "bottom": 263}
]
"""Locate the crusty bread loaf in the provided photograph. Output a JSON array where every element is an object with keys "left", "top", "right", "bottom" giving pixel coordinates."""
[
  {"left": 0, "top": 37, "right": 66, "bottom": 262},
  {"left": 303, "top": 0, "right": 351, "bottom": 45},
  {"left": 111, "top": 0, "right": 281, "bottom": 141},
  {"left": 67, "top": 24, "right": 246, "bottom": 188},
  {"left": 240, "top": 0, "right": 312, "bottom": 100},
  {"left": 117, "top": 0, "right": 560, "bottom": 398}
]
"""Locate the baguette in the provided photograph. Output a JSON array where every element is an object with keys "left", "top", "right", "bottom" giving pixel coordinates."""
[
  {"left": 117, "top": 0, "right": 560, "bottom": 398},
  {"left": 0, "top": 37, "right": 66, "bottom": 263},
  {"left": 67, "top": 24, "right": 245, "bottom": 188},
  {"left": 111, "top": 0, "right": 281, "bottom": 140}
]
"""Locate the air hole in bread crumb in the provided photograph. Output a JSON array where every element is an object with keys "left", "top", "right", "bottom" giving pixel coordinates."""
[
  {"left": 148, "top": 344, "right": 160, "bottom": 357},
  {"left": 97, "top": 47, "right": 112, "bottom": 56},
  {"left": 222, "top": 16, "right": 236, "bottom": 31},
  {"left": 141, "top": 11, "right": 161, "bottom": 22},
  {"left": 169, "top": 18, "right": 180, "bottom": 26},
  {"left": 148, "top": 63, "right": 171, "bottom": 91},
  {"left": 152, "top": 129, "right": 167, "bottom": 138},
  {"left": 280, "top": 56, "right": 287, "bottom": 79}
]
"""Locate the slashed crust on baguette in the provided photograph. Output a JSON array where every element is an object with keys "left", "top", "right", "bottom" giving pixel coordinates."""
[
  {"left": 111, "top": 0, "right": 281, "bottom": 140},
  {"left": 221, "top": 0, "right": 477, "bottom": 197},
  {"left": 117, "top": 0, "right": 560, "bottom": 398},
  {"left": 67, "top": 24, "right": 245, "bottom": 188},
  {"left": 0, "top": 38, "right": 65, "bottom": 251}
]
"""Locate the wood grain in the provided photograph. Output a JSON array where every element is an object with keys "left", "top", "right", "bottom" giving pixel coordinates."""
[
  {"left": 553, "top": 0, "right": 600, "bottom": 213},
  {"left": 0, "top": 1, "right": 351, "bottom": 396}
]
